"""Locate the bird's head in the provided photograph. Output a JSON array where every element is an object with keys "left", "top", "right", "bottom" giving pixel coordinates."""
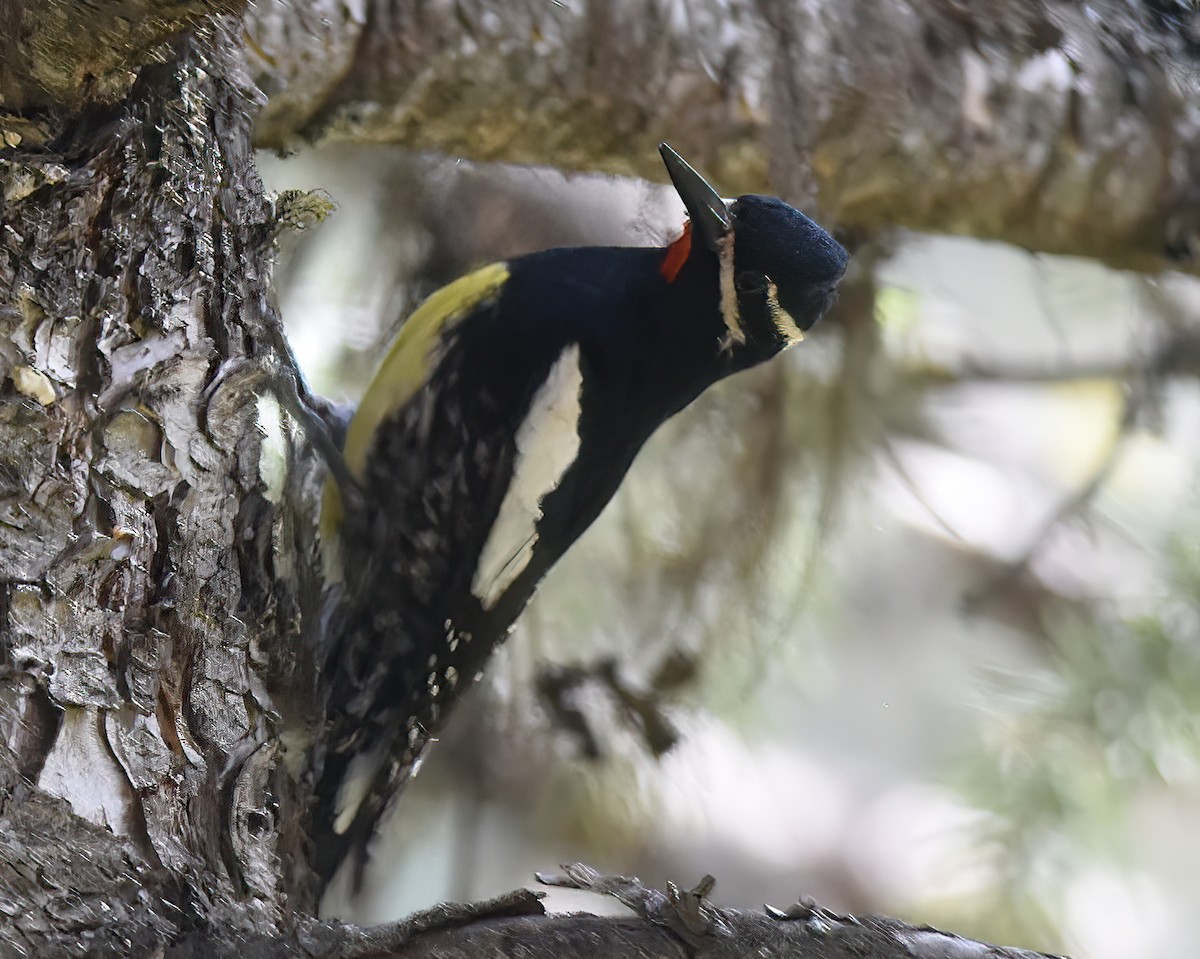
[{"left": 660, "top": 143, "right": 848, "bottom": 355}]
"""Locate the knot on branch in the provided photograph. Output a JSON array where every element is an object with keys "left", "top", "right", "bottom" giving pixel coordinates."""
[{"left": 537, "top": 862, "right": 734, "bottom": 946}]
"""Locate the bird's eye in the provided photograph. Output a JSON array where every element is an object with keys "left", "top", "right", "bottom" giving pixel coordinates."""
[{"left": 735, "top": 271, "right": 768, "bottom": 293}]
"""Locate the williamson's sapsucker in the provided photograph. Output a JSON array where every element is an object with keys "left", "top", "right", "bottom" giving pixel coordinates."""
[{"left": 310, "top": 144, "right": 849, "bottom": 885}]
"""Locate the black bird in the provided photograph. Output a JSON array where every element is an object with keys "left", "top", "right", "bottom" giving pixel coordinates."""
[{"left": 310, "top": 144, "right": 848, "bottom": 885}]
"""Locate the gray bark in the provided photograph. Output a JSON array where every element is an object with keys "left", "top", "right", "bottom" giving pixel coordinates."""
[
  {"left": 245, "top": 0, "right": 1200, "bottom": 271},
  {"left": 2, "top": 0, "right": 1190, "bottom": 955},
  {"left": 1, "top": 7, "right": 312, "bottom": 955}
]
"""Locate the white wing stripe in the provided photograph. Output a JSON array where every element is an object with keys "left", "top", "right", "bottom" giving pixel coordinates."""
[{"left": 471, "top": 344, "right": 584, "bottom": 610}]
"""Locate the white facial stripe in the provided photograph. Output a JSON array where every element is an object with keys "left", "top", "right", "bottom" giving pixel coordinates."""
[
  {"left": 472, "top": 344, "right": 584, "bottom": 610},
  {"left": 767, "top": 280, "right": 805, "bottom": 346},
  {"left": 716, "top": 232, "right": 744, "bottom": 344}
]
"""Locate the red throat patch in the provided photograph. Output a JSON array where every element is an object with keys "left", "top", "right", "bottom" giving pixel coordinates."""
[{"left": 659, "top": 220, "right": 692, "bottom": 283}]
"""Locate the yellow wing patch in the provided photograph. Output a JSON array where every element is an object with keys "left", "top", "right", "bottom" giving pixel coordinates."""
[
  {"left": 321, "top": 261, "right": 510, "bottom": 541},
  {"left": 344, "top": 261, "right": 510, "bottom": 476}
]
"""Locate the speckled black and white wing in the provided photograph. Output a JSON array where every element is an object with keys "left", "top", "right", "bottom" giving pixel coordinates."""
[
  {"left": 312, "top": 266, "right": 589, "bottom": 883},
  {"left": 307, "top": 146, "right": 850, "bottom": 889}
]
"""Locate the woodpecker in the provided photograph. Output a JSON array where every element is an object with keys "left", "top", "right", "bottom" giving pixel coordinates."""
[{"left": 310, "top": 144, "right": 848, "bottom": 885}]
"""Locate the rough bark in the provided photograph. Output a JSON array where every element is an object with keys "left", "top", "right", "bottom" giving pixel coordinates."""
[
  {"left": 0, "top": 8, "right": 310, "bottom": 955},
  {"left": 1, "top": 0, "right": 1190, "bottom": 956},
  {"left": 245, "top": 0, "right": 1200, "bottom": 272},
  {"left": 0, "top": 0, "right": 246, "bottom": 115}
]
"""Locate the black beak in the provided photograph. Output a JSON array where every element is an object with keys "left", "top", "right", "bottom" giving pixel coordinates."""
[{"left": 659, "top": 143, "right": 732, "bottom": 253}]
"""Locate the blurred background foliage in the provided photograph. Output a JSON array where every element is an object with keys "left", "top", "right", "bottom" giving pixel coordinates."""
[{"left": 259, "top": 139, "right": 1200, "bottom": 958}]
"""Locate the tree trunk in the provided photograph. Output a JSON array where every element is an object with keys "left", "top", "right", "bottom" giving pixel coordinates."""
[
  {"left": 1, "top": 1, "right": 1191, "bottom": 956},
  {"left": 0, "top": 7, "right": 317, "bottom": 954}
]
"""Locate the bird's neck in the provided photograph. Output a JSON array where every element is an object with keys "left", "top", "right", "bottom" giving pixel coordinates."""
[{"left": 641, "top": 250, "right": 758, "bottom": 417}]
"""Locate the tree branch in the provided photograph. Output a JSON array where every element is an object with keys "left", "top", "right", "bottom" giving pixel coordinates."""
[
  {"left": 161, "top": 866, "right": 1066, "bottom": 959},
  {"left": 246, "top": 0, "right": 1200, "bottom": 271}
]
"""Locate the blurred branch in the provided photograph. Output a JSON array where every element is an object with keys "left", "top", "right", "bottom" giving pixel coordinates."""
[
  {"left": 962, "top": 325, "right": 1161, "bottom": 609},
  {"left": 876, "top": 272, "right": 1197, "bottom": 633},
  {"left": 246, "top": 0, "right": 1200, "bottom": 272},
  {"left": 965, "top": 395, "right": 1132, "bottom": 611},
  {"left": 953, "top": 329, "right": 1200, "bottom": 384},
  {"left": 536, "top": 658, "right": 681, "bottom": 760},
  {"left": 879, "top": 435, "right": 970, "bottom": 546}
]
